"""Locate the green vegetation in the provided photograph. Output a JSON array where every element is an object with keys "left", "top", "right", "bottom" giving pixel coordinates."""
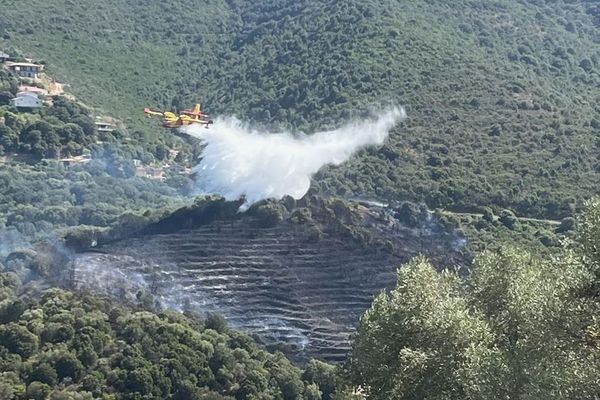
[
  {"left": 434, "top": 207, "right": 572, "bottom": 253},
  {"left": 1, "top": 2, "right": 600, "bottom": 396},
  {"left": 348, "top": 199, "right": 600, "bottom": 399},
  {"left": 0, "top": 0, "right": 598, "bottom": 251},
  {"left": 3, "top": 189, "right": 600, "bottom": 400},
  {"left": 0, "top": 64, "right": 194, "bottom": 246},
  {"left": 0, "top": 277, "right": 351, "bottom": 399},
  {"left": 1, "top": 0, "right": 599, "bottom": 220},
  {"left": 0, "top": 96, "right": 96, "bottom": 159},
  {"left": 0, "top": 162, "right": 186, "bottom": 251}
]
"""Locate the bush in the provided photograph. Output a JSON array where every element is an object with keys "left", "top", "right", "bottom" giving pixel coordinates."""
[
  {"left": 25, "top": 382, "right": 52, "bottom": 400},
  {"left": 395, "top": 202, "right": 420, "bottom": 228},
  {"left": 252, "top": 201, "right": 286, "bottom": 228},
  {"left": 499, "top": 209, "right": 520, "bottom": 230},
  {"left": 28, "top": 363, "right": 58, "bottom": 386},
  {"left": 556, "top": 217, "right": 576, "bottom": 233}
]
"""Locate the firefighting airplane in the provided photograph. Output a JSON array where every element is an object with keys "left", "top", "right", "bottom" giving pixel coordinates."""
[{"left": 144, "top": 104, "right": 214, "bottom": 129}]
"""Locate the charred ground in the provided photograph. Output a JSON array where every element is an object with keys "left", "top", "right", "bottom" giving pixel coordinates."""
[{"left": 57, "top": 196, "right": 468, "bottom": 363}]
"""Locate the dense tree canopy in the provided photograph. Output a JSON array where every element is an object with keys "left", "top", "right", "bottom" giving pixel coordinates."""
[
  {"left": 349, "top": 200, "right": 600, "bottom": 399},
  {"left": 0, "top": 276, "right": 356, "bottom": 399},
  {"left": 0, "top": 0, "right": 598, "bottom": 253},
  {"left": 1, "top": 0, "right": 599, "bottom": 219}
]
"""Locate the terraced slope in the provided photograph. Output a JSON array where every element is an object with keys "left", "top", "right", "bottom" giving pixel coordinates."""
[{"left": 71, "top": 202, "right": 466, "bottom": 362}]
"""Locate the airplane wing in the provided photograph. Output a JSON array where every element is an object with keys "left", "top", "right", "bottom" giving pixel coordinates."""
[
  {"left": 182, "top": 112, "right": 211, "bottom": 119},
  {"left": 188, "top": 119, "right": 213, "bottom": 125},
  {"left": 144, "top": 107, "right": 165, "bottom": 117}
]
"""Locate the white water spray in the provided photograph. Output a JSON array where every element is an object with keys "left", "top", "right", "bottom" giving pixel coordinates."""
[{"left": 182, "top": 107, "right": 405, "bottom": 205}]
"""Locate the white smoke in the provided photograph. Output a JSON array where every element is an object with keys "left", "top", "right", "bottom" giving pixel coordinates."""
[{"left": 182, "top": 107, "right": 405, "bottom": 205}]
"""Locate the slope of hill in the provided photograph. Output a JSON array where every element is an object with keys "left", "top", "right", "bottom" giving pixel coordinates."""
[
  {"left": 0, "top": 81, "right": 189, "bottom": 247},
  {"left": 1, "top": 0, "right": 599, "bottom": 217},
  {"left": 0, "top": 273, "right": 344, "bottom": 399},
  {"left": 63, "top": 197, "right": 467, "bottom": 362}
]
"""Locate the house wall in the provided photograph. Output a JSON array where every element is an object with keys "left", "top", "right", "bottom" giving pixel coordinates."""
[{"left": 7, "top": 65, "right": 43, "bottom": 79}]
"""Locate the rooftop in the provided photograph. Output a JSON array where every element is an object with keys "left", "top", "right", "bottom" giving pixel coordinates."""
[
  {"left": 58, "top": 155, "right": 92, "bottom": 165},
  {"left": 94, "top": 119, "right": 115, "bottom": 132},
  {"left": 16, "top": 91, "right": 39, "bottom": 98},
  {"left": 5, "top": 61, "right": 44, "bottom": 68}
]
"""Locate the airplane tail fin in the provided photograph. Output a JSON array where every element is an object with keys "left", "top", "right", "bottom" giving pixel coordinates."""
[{"left": 193, "top": 103, "right": 201, "bottom": 116}]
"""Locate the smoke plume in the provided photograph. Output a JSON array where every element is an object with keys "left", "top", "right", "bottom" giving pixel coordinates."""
[{"left": 183, "top": 107, "right": 405, "bottom": 205}]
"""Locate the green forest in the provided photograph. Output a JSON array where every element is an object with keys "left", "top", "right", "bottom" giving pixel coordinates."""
[
  {"left": 1, "top": 0, "right": 599, "bottom": 219},
  {"left": 0, "top": 0, "right": 597, "bottom": 249},
  {"left": 2, "top": 191, "right": 600, "bottom": 398},
  {"left": 1, "top": 0, "right": 600, "bottom": 398},
  {"left": 0, "top": 279, "right": 348, "bottom": 399}
]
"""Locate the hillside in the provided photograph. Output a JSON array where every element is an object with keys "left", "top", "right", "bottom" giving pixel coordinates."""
[
  {"left": 3, "top": 197, "right": 600, "bottom": 398},
  {"left": 1, "top": 0, "right": 599, "bottom": 220},
  {"left": 2, "top": 2, "right": 600, "bottom": 396},
  {"left": 62, "top": 197, "right": 468, "bottom": 363},
  {"left": 0, "top": 274, "right": 345, "bottom": 399}
]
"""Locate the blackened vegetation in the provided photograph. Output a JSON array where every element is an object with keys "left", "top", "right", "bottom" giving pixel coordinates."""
[{"left": 63, "top": 195, "right": 467, "bottom": 363}]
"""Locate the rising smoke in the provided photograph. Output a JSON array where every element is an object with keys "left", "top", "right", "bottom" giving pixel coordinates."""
[{"left": 182, "top": 107, "right": 405, "bottom": 205}]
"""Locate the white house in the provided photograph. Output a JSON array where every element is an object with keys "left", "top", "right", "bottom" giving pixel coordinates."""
[
  {"left": 94, "top": 120, "right": 114, "bottom": 133},
  {"left": 4, "top": 61, "right": 44, "bottom": 79},
  {"left": 0, "top": 52, "right": 10, "bottom": 62},
  {"left": 10, "top": 92, "right": 42, "bottom": 108}
]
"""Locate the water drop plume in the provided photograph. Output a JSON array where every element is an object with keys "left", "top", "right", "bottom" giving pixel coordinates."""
[{"left": 182, "top": 107, "right": 405, "bottom": 205}]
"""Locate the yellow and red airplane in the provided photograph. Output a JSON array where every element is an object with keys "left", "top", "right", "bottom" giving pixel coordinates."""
[{"left": 144, "top": 104, "right": 213, "bottom": 129}]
